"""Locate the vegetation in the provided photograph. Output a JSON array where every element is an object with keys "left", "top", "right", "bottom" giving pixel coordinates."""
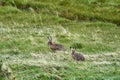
[{"left": 0, "top": 0, "right": 120, "bottom": 80}]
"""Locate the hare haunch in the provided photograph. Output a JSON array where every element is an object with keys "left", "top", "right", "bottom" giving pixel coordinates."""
[{"left": 70, "top": 47, "right": 85, "bottom": 61}]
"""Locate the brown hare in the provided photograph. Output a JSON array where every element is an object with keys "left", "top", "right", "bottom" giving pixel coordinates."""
[
  {"left": 48, "top": 37, "right": 65, "bottom": 52},
  {"left": 70, "top": 47, "right": 85, "bottom": 61}
]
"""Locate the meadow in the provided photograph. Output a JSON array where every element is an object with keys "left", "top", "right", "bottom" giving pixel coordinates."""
[{"left": 0, "top": 0, "right": 120, "bottom": 80}]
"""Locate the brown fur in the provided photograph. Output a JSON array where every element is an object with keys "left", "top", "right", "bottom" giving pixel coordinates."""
[
  {"left": 71, "top": 48, "right": 85, "bottom": 61},
  {"left": 48, "top": 37, "right": 65, "bottom": 52}
]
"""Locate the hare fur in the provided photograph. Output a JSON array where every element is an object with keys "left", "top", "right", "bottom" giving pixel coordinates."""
[{"left": 48, "top": 37, "right": 65, "bottom": 52}]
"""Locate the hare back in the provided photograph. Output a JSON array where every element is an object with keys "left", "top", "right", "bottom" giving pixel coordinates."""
[
  {"left": 72, "top": 53, "right": 85, "bottom": 61},
  {"left": 50, "top": 44, "right": 65, "bottom": 50}
]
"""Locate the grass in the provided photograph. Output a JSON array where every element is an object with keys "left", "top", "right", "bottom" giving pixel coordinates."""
[
  {"left": 0, "top": 0, "right": 120, "bottom": 80},
  {"left": 0, "top": 52, "right": 120, "bottom": 80}
]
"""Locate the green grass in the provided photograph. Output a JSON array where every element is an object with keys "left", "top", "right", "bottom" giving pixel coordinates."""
[
  {"left": 1, "top": 52, "right": 120, "bottom": 80},
  {"left": 0, "top": 0, "right": 120, "bottom": 80}
]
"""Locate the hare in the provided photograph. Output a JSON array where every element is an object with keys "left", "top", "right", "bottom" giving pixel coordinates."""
[
  {"left": 70, "top": 47, "right": 85, "bottom": 61},
  {"left": 48, "top": 37, "right": 65, "bottom": 52}
]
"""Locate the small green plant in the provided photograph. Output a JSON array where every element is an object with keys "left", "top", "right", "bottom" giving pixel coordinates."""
[{"left": 71, "top": 42, "right": 83, "bottom": 49}]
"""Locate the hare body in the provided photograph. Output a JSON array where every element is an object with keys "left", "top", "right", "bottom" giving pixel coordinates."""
[
  {"left": 71, "top": 48, "right": 85, "bottom": 61},
  {"left": 48, "top": 37, "right": 65, "bottom": 52}
]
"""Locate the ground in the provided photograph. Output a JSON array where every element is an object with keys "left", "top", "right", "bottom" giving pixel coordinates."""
[{"left": 0, "top": 0, "right": 120, "bottom": 80}]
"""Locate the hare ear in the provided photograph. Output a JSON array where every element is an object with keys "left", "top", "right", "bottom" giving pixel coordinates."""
[
  {"left": 47, "top": 37, "right": 51, "bottom": 40},
  {"left": 0, "top": 60, "right": 3, "bottom": 65},
  {"left": 47, "top": 37, "right": 50, "bottom": 40},
  {"left": 70, "top": 47, "right": 74, "bottom": 50},
  {"left": 70, "top": 47, "right": 75, "bottom": 51},
  {"left": 50, "top": 37, "right": 52, "bottom": 40}
]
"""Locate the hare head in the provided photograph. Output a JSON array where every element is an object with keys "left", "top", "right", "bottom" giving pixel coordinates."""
[
  {"left": 47, "top": 37, "right": 53, "bottom": 45},
  {"left": 70, "top": 47, "right": 75, "bottom": 53}
]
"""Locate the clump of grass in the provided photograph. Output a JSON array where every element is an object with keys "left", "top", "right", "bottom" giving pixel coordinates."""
[
  {"left": 70, "top": 42, "right": 83, "bottom": 49},
  {"left": 0, "top": 6, "right": 21, "bottom": 14},
  {"left": 1, "top": 0, "right": 120, "bottom": 25},
  {"left": 81, "top": 43, "right": 116, "bottom": 54}
]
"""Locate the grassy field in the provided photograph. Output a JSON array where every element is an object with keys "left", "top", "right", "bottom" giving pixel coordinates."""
[{"left": 0, "top": 0, "right": 120, "bottom": 80}]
